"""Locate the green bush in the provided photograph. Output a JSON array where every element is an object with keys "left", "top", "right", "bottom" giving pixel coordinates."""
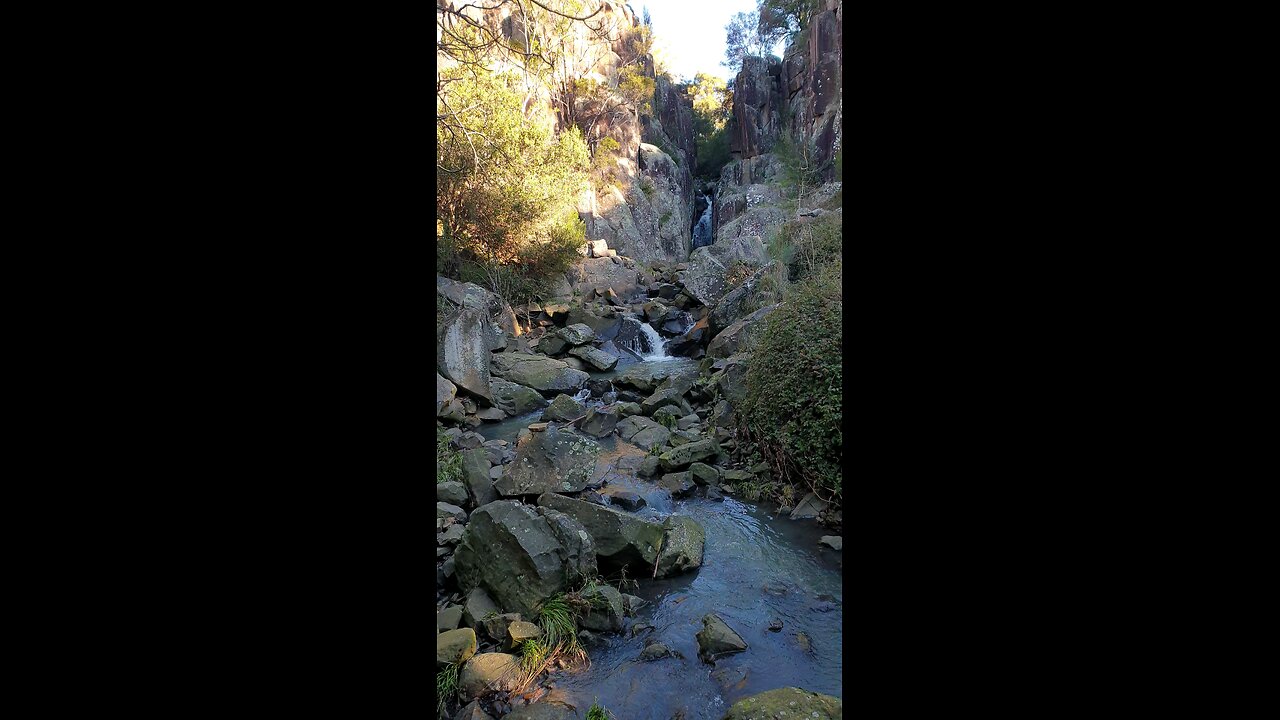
[
  {"left": 740, "top": 259, "right": 842, "bottom": 504},
  {"left": 775, "top": 212, "right": 842, "bottom": 283}
]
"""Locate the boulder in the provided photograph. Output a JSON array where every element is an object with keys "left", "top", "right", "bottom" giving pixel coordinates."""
[
  {"left": 681, "top": 235, "right": 769, "bottom": 307},
  {"left": 506, "top": 620, "right": 542, "bottom": 649},
  {"left": 438, "top": 502, "right": 468, "bottom": 523},
  {"left": 819, "top": 535, "right": 842, "bottom": 551},
  {"left": 438, "top": 304, "right": 497, "bottom": 403},
  {"left": 437, "top": 374, "right": 457, "bottom": 416},
  {"left": 490, "top": 379, "right": 549, "bottom": 417},
  {"left": 542, "top": 393, "right": 586, "bottom": 423},
  {"left": 538, "top": 335, "right": 568, "bottom": 356},
  {"left": 638, "top": 642, "right": 679, "bottom": 661},
  {"left": 564, "top": 256, "right": 643, "bottom": 299},
  {"left": 568, "top": 344, "right": 618, "bottom": 371},
  {"left": 723, "top": 688, "right": 842, "bottom": 720},
  {"left": 437, "top": 605, "right": 464, "bottom": 633},
  {"left": 479, "top": 612, "right": 523, "bottom": 644},
  {"left": 714, "top": 353, "right": 752, "bottom": 406},
  {"left": 636, "top": 455, "right": 661, "bottom": 477},
  {"left": 453, "top": 701, "right": 496, "bottom": 720},
  {"left": 457, "top": 653, "right": 521, "bottom": 702},
  {"left": 577, "top": 585, "right": 625, "bottom": 632},
  {"left": 615, "top": 414, "right": 671, "bottom": 450},
  {"left": 436, "top": 627, "right": 477, "bottom": 668},
  {"left": 461, "top": 448, "right": 498, "bottom": 507},
  {"left": 696, "top": 613, "right": 748, "bottom": 661},
  {"left": 658, "top": 438, "right": 721, "bottom": 470},
  {"left": 688, "top": 463, "right": 719, "bottom": 485},
  {"left": 439, "top": 397, "right": 467, "bottom": 424},
  {"left": 601, "top": 487, "right": 645, "bottom": 511},
  {"left": 557, "top": 323, "right": 597, "bottom": 346},
  {"left": 489, "top": 353, "right": 589, "bottom": 395},
  {"left": 615, "top": 401, "right": 643, "bottom": 417},
  {"left": 536, "top": 506, "right": 599, "bottom": 582},
  {"left": 579, "top": 405, "right": 620, "bottom": 438},
  {"left": 437, "top": 481, "right": 469, "bottom": 507},
  {"left": 461, "top": 588, "right": 499, "bottom": 628},
  {"left": 439, "top": 524, "right": 466, "bottom": 546},
  {"left": 586, "top": 239, "right": 609, "bottom": 257},
  {"left": 503, "top": 701, "right": 579, "bottom": 720},
  {"left": 454, "top": 501, "right": 597, "bottom": 618},
  {"left": 495, "top": 425, "right": 599, "bottom": 496},
  {"left": 659, "top": 471, "right": 696, "bottom": 498},
  {"left": 537, "top": 492, "right": 665, "bottom": 575},
  {"left": 437, "top": 275, "right": 520, "bottom": 339},
  {"left": 707, "top": 303, "right": 779, "bottom": 359},
  {"left": 657, "top": 515, "right": 705, "bottom": 575},
  {"left": 615, "top": 362, "right": 698, "bottom": 393},
  {"left": 708, "top": 264, "right": 775, "bottom": 336},
  {"left": 475, "top": 407, "right": 505, "bottom": 422},
  {"left": 789, "top": 492, "right": 830, "bottom": 520}
]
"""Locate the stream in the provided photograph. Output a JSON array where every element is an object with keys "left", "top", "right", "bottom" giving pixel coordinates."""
[{"left": 474, "top": 315, "right": 842, "bottom": 720}]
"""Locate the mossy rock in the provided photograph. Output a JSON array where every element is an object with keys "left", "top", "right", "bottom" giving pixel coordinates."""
[{"left": 722, "top": 687, "right": 842, "bottom": 719}]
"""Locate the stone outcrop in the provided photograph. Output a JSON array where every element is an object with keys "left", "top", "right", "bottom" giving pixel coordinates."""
[
  {"left": 707, "top": 304, "right": 778, "bottom": 358},
  {"left": 453, "top": 500, "right": 597, "bottom": 618},
  {"left": 723, "top": 688, "right": 842, "bottom": 720},
  {"left": 489, "top": 353, "right": 589, "bottom": 395},
  {"left": 495, "top": 425, "right": 599, "bottom": 496}
]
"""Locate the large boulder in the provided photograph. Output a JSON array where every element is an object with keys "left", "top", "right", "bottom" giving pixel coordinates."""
[
  {"left": 457, "top": 653, "right": 521, "bottom": 702},
  {"left": 438, "top": 275, "right": 520, "bottom": 339},
  {"left": 707, "top": 304, "right": 779, "bottom": 359},
  {"left": 490, "top": 353, "right": 589, "bottom": 395},
  {"left": 708, "top": 264, "right": 775, "bottom": 336},
  {"left": 461, "top": 588, "right": 499, "bottom": 628},
  {"left": 438, "top": 303, "right": 496, "bottom": 403},
  {"left": 437, "top": 481, "right": 470, "bottom": 507},
  {"left": 658, "top": 437, "right": 721, "bottom": 470},
  {"left": 503, "top": 701, "right": 579, "bottom": 720},
  {"left": 563, "top": 256, "right": 645, "bottom": 299},
  {"left": 695, "top": 613, "right": 748, "bottom": 661},
  {"left": 641, "top": 386, "right": 689, "bottom": 416},
  {"left": 437, "top": 373, "right": 457, "bottom": 416},
  {"left": 490, "top": 379, "right": 548, "bottom": 416},
  {"left": 579, "top": 405, "right": 620, "bottom": 438},
  {"left": 495, "top": 425, "right": 599, "bottom": 496},
  {"left": 789, "top": 492, "right": 830, "bottom": 520},
  {"left": 537, "top": 492, "right": 664, "bottom": 575},
  {"left": 453, "top": 501, "right": 597, "bottom": 618},
  {"left": 615, "top": 362, "right": 698, "bottom": 393},
  {"left": 723, "top": 688, "right": 843, "bottom": 720},
  {"left": 680, "top": 235, "right": 769, "bottom": 307},
  {"left": 714, "top": 353, "right": 752, "bottom": 406}
]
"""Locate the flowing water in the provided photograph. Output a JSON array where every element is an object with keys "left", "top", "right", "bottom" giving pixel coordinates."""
[
  {"left": 692, "top": 192, "right": 715, "bottom": 250},
  {"left": 473, "top": 314, "right": 842, "bottom": 719}
]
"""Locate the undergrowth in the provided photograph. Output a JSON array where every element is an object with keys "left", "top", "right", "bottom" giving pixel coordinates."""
[
  {"left": 437, "top": 428, "right": 462, "bottom": 484},
  {"left": 436, "top": 662, "right": 459, "bottom": 713},
  {"left": 586, "top": 700, "right": 614, "bottom": 720}
]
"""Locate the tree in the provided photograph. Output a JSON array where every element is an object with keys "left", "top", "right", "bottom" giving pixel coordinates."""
[
  {"left": 722, "top": 10, "right": 769, "bottom": 74},
  {"left": 757, "top": 0, "right": 821, "bottom": 47}
]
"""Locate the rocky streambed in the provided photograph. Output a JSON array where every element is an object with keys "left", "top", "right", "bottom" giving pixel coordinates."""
[{"left": 437, "top": 260, "right": 842, "bottom": 719}]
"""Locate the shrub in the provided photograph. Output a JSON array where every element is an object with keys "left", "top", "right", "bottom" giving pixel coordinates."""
[
  {"left": 775, "top": 212, "right": 842, "bottom": 283},
  {"left": 739, "top": 259, "right": 842, "bottom": 504}
]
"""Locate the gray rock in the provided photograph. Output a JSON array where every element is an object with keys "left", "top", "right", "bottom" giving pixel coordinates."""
[
  {"left": 438, "top": 303, "right": 496, "bottom": 403},
  {"left": 495, "top": 425, "right": 599, "bottom": 496},
  {"left": 461, "top": 448, "right": 498, "bottom": 507},
  {"left": 657, "top": 515, "right": 705, "bottom": 576},
  {"left": 475, "top": 407, "right": 505, "bottom": 422},
  {"left": 696, "top": 613, "right": 748, "bottom": 661},
  {"left": 622, "top": 594, "right": 647, "bottom": 615},
  {"left": 437, "top": 481, "right": 470, "bottom": 507},
  {"left": 579, "top": 405, "right": 620, "bottom": 438},
  {"left": 537, "top": 493, "right": 665, "bottom": 575},
  {"left": 542, "top": 393, "right": 586, "bottom": 423},
  {"left": 557, "top": 323, "right": 598, "bottom": 346},
  {"left": 453, "top": 701, "right": 495, "bottom": 720},
  {"left": 461, "top": 587, "right": 499, "bottom": 628},
  {"left": 538, "top": 335, "right": 568, "bottom": 356},
  {"left": 456, "top": 652, "right": 521, "bottom": 702},
  {"left": 616, "top": 415, "right": 671, "bottom": 450},
  {"left": 638, "top": 642, "right": 680, "bottom": 661},
  {"left": 479, "top": 612, "right": 523, "bottom": 644},
  {"left": 506, "top": 619, "right": 542, "bottom": 649},
  {"left": 569, "top": 344, "right": 618, "bottom": 371},
  {"left": 676, "top": 413, "right": 700, "bottom": 430},
  {"left": 707, "top": 303, "right": 779, "bottom": 358},
  {"left": 577, "top": 584, "right": 625, "bottom": 632},
  {"left": 658, "top": 438, "right": 721, "bottom": 470},
  {"left": 615, "top": 401, "right": 643, "bottom": 417},
  {"left": 437, "top": 373, "right": 457, "bottom": 416},
  {"left": 489, "top": 353, "right": 589, "bottom": 394},
  {"left": 439, "top": 523, "right": 465, "bottom": 546},
  {"left": 637, "top": 455, "right": 661, "bottom": 477},
  {"left": 615, "top": 362, "right": 698, "bottom": 394},
  {"left": 789, "top": 492, "right": 830, "bottom": 520},
  {"left": 681, "top": 235, "right": 769, "bottom": 307},
  {"left": 454, "top": 501, "right": 596, "bottom": 618},
  {"left": 688, "top": 463, "right": 719, "bottom": 485},
  {"left": 503, "top": 700, "right": 579, "bottom": 720},
  {"left": 437, "top": 502, "right": 468, "bottom": 523},
  {"left": 490, "top": 378, "right": 550, "bottom": 416},
  {"left": 659, "top": 471, "right": 696, "bottom": 498},
  {"left": 437, "top": 605, "right": 464, "bottom": 632},
  {"left": 819, "top": 535, "right": 842, "bottom": 551},
  {"left": 601, "top": 487, "right": 646, "bottom": 511},
  {"left": 562, "top": 356, "right": 587, "bottom": 371}
]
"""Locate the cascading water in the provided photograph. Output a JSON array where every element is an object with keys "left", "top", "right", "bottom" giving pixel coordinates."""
[
  {"left": 616, "top": 315, "right": 674, "bottom": 361},
  {"left": 691, "top": 192, "right": 714, "bottom": 249}
]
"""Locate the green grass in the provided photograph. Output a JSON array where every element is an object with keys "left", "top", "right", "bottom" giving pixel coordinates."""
[
  {"left": 536, "top": 594, "right": 582, "bottom": 655},
  {"left": 586, "top": 701, "right": 613, "bottom": 720},
  {"left": 520, "top": 637, "right": 550, "bottom": 674},
  {"left": 437, "top": 428, "right": 462, "bottom": 484},
  {"left": 436, "top": 663, "right": 459, "bottom": 713}
]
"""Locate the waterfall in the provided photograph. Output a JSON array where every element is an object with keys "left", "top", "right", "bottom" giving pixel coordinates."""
[
  {"left": 616, "top": 315, "right": 673, "bottom": 361},
  {"left": 637, "top": 322, "right": 670, "bottom": 361},
  {"left": 691, "top": 193, "right": 714, "bottom": 249}
]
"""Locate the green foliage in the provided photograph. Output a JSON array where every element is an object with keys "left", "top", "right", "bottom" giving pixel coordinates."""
[
  {"left": 519, "top": 638, "right": 550, "bottom": 675},
  {"left": 656, "top": 412, "right": 678, "bottom": 430},
  {"left": 639, "top": 177, "right": 655, "bottom": 198},
  {"left": 773, "top": 132, "right": 822, "bottom": 204},
  {"left": 618, "top": 65, "right": 655, "bottom": 117},
  {"left": 536, "top": 594, "right": 582, "bottom": 655},
  {"left": 586, "top": 701, "right": 613, "bottom": 720},
  {"left": 687, "top": 73, "right": 732, "bottom": 181},
  {"left": 660, "top": 210, "right": 673, "bottom": 226},
  {"left": 758, "top": 0, "right": 822, "bottom": 46},
  {"left": 594, "top": 136, "right": 621, "bottom": 172},
  {"left": 740, "top": 259, "right": 842, "bottom": 504},
  {"left": 775, "top": 213, "right": 842, "bottom": 283},
  {"left": 437, "top": 68, "right": 589, "bottom": 305},
  {"left": 437, "top": 428, "right": 462, "bottom": 484},
  {"left": 436, "top": 662, "right": 459, "bottom": 713}
]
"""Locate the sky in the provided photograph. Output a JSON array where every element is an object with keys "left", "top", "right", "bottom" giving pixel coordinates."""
[{"left": 635, "top": 0, "right": 788, "bottom": 83}]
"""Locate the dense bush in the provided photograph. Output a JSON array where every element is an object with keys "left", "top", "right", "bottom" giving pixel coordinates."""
[
  {"left": 773, "top": 212, "right": 842, "bottom": 283},
  {"left": 739, "top": 258, "right": 842, "bottom": 503}
]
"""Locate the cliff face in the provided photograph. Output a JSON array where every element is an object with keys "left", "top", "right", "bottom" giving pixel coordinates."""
[{"left": 715, "top": 0, "right": 842, "bottom": 238}]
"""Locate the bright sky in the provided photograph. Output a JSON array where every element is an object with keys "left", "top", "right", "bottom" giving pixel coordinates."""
[{"left": 635, "top": 0, "right": 787, "bottom": 83}]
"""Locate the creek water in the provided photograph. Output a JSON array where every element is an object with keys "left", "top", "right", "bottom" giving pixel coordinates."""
[
  {"left": 474, "top": 333, "right": 842, "bottom": 719},
  {"left": 692, "top": 192, "right": 715, "bottom": 250}
]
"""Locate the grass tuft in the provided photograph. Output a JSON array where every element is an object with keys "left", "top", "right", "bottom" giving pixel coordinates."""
[
  {"left": 436, "top": 663, "right": 459, "bottom": 713},
  {"left": 586, "top": 700, "right": 613, "bottom": 720}
]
